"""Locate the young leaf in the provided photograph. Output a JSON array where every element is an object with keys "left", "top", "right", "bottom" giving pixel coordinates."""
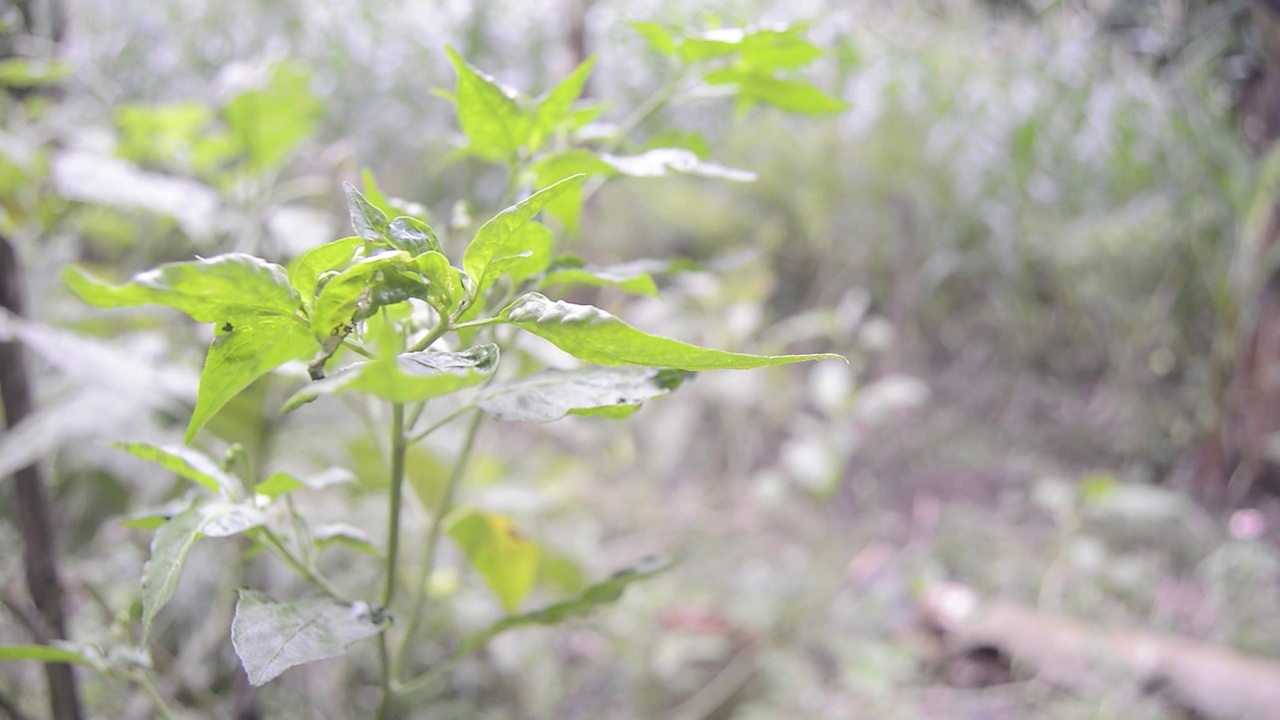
[
  {"left": 65, "top": 254, "right": 301, "bottom": 323},
  {"left": 704, "top": 69, "right": 847, "bottom": 115},
  {"left": 455, "top": 556, "right": 670, "bottom": 658},
  {"left": 737, "top": 26, "right": 824, "bottom": 72},
  {"left": 287, "top": 237, "right": 362, "bottom": 306},
  {"left": 447, "top": 507, "right": 540, "bottom": 613},
  {"left": 483, "top": 222, "right": 553, "bottom": 285},
  {"left": 111, "top": 442, "right": 240, "bottom": 497},
  {"left": 343, "top": 182, "right": 390, "bottom": 244},
  {"left": 530, "top": 56, "right": 597, "bottom": 152},
  {"left": 255, "top": 472, "right": 304, "bottom": 498},
  {"left": 501, "top": 293, "right": 844, "bottom": 369},
  {"left": 189, "top": 312, "right": 318, "bottom": 442},
  {"left": 476, "top": 367, "right": 691, "bottom": 422},
  {"left": 388, "top": 216, "right": 442, "bottom": 257},
  {"left": 309, "top": 251, "right": 419, "bottom": 340},
  {"left": 283, "top": 344, "right": 499, "bottom": 411},
  {"left": 602, "top": 148, "right": 756, "bottom": 182},
  {"left": 0, "top": 645, "right": 93, "bottom": 666},
  {"left": 413, "top": 250, "right": 462, "bottom": 314},
  {"left": 314, "top": 523, "right": 380, "bottom": 557},
  {"left": 141, "top": 503, "right": 206, "bottom": 642},
  {"left": 232, "top": 590, "right": 388, "bottom": 686},
  {"left": 462, "top": 175, "right": 585, "bottom": 288},
  {"left": 445, "top": 46, "right": 530, "bottom": 161}
]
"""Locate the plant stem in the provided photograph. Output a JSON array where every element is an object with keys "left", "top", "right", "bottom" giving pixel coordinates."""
[
  {"left": 376, "top": 402, "right": 408, "bottom": 720},
  {"left": 408, "top": 318, "right": 451, "bottom": 354},
  {"left": 130, "top": 673, "right": 177, "bottom": 720},
  {"left": 390, "top": 409, "right": 483, "bottom": 686},
  {"left": 258, "top": 528, "right": 345, "bottom": 601},
  {"left": 405, "top": 403, "right": 475, "bottom": 445}
]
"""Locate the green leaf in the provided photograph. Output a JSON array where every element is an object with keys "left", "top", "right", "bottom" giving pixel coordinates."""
[
  {"left": 484, "top": 222, "right": 553, "bottom": 285},
  {"left": 530, "top": 56, "right": 596, "bottom": 152},
  {"left": 0, "top": 58, "right": 72, "bottom": 87},
  {"left": 343, "top": 182, "right": 390, "bottom": 243},
  {"left": 232, "top": 590, "right": 388, "bottom": 686},
  {"left": 0, "top": 645, "right": 92, "bottom": 666},
  {"left": 189, "top": 312, "right": 318, "bottom": 442},
  {"left": 309, "top": 251, "right": 420, "bottom": 340},
  {"left": 283, "top": 345, "right": 499, "bottom": 411},
  {"left": 388, "top": 216, "right": 442, "bottom": 257},
  {"left": 445, "top": 46, "right": 530, "bottom": 162},
  {"left": 476, "top": 367, "right": 691, "bottom": 422},
  {"left": 540, "top": 257, "right": 662, "bottom": 296},
  {"left": 678, "top": 29, "right": 743, "bottom": 62},
  {"left": 287, "top": 237, "right": 362, "bottom": 307},
  {"left": 200, "top": 501, "right": 266, "bottom": 537},
  {"left": 447, "top": 507, "right": 540, "bottom": 613},
  {"left": 141, "top": 503, "right": 205, "bottom": 642},
  {"left": 705, "top": 69, "right": 848, "bottom": 115},
  {"left": 223, "top": 62, "right": 321, "bottom": 171},
  {"left": 115, "top": 103, "right": 214, "bottom": 167},
  {"left": 456, "top": 556, "right": 670, "bottom": 658},
  {"left": 255, "top": 472, "right": 304, "bottom": 498},
  {"left": 631, "top": 22, "right": 677, "bottom": 57},
  {"left": 314, "top": 523, "right": 380, "bottom": 556},
  {"left": 501, "top": 293, "right": 844, "bottom": 369},
  {"left": 111, "top": 442, "right": 240, "bottom": 496},
  {"left": 463, "top": 175, "right": 585, "bottom": 288},
  {"left": 531, "top": 151, "right": 615, "bottom": 235},
  {"left": 602, "top": 148, "right": 756, "bottom": 182},
  {"left": 65, "top": 254, "right": 301, "bottom": 323},
  {"left": 737, "top": 26, "right": 823, "bottom": 72},
  {"left": 413, "top": 250, "right": 461, "bottom": 314}
]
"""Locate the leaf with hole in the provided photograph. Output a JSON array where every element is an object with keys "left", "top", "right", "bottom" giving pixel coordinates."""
[{"left": 232, "top": 590, "right": 388, "bottom": 686}]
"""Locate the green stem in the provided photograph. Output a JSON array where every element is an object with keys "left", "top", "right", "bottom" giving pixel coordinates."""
[
  {"left": 390, "top": 409, "right": 484, "bottom": 686},
  {"left": 449, "top": 316, "right": 503, "bottom": 333},
  {"left": 407, "top": 318, "right": 451, "bottom": 354},
  {"left": 259, "top": 529, "right": 345, "bottom": 602},
  {"left": 377, "top": 402, "right": 408, "bottom": 720},
  {"left": 342, "top": 339, "right": 376, "bottom": 359},
  {"left": 405, "top": 403, "right": 475, "bottom": 446},
  {"left": 130, "top": 673, "right": 177, "bottom": 720}
]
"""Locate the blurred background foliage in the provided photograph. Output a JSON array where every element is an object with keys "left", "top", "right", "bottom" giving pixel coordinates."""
[{"left": 5, "top": 0, "right": 1280, "bottom": 718}]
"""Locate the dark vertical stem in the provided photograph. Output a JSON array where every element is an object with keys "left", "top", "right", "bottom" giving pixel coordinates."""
[{"left": 0, "top": 236, "right": 83, "bottom": 720}]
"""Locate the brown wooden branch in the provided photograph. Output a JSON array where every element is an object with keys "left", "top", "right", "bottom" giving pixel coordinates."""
[{"left": 0, "top": 235, "right": 83, "bottom": 720}]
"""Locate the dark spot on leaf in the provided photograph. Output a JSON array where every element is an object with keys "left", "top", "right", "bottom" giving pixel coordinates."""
[{"left": 222, "top": 322, "right": 234, "bottom": 332}]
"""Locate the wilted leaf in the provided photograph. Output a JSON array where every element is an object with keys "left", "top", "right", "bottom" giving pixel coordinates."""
[
  {"left": 501, "top": 293, "right": 843, "bottom": 369},
  {"left": 232, "top": 591, "right": 388, "bottom": 686},
  {"left": 448, "top": 507, "right": 540, "bottom": 613}
]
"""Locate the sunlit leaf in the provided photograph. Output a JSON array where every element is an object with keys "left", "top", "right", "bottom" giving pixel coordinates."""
[
  {"left": 462, "top": 175, "right": 585, "bottom": 287},
  {"left": 287, "top": 237, "right": 362, "bottom": 307},
  {"left": 737, "top": 25, "right": 823, "bottom": 72},
  {"left": 388, "top": 216, "right": 442, "bottom": 257},
  {"left": 283, "top": 345, "right": 499, "bottom": 411},
  {"left": 115, "top": 103, "right": 214, "bottom": 168},
  {"left": 601, "top": 148, "right": 756, "bottom": 182},
  {"left": 540, "top": 256, "right": 667, "bottom": 296},
  {"left": 501, "top": 293, "right": 844, "bottom": 369},
  {"left": 631, "top": 22, "right": 677, "bottom": 57},
  {"left": 65, "top": 254, "right": 300, "bottom": 323},
  {"left": 445, "top": 46, "right": 530, "bottom": 161},
  {"left": 232, "top": 590, "right": 388, "bottom": 686},
  {"left": 255, "top": 472, "right": 304, "bottom": 498},
  {"left": 309, "top": 251, "right": 421, "bottom": 340},
  {"left": 0, "top": 58, "right": 71, "bottom": 87},
  {"left": 531, "top": 151, "right": 615, "bottom": 234},
  {"left": 705, "top": 69, "right": 848, "bottom": 115},
  {"left": 111, "top": 442, "right": 239, "bottom": 497},
  {"left": 360, "top": 168, "right": 397, "bottom": 218},
  {"left": 189, "top": 312, "right": 317, "bottom": 442},
  {"left": 477, "top": 367, "right": 691, "bottom": 422},
  {"left": 447, "top": 507, "right": 540, "bottom": 613}
]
